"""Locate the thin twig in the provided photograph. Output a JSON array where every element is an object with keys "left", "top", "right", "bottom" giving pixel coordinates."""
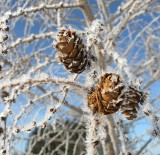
[
  {"left": 0, "top": 76, "right": 89, "bottom": 91},
  {"left": 5, "top": 2, "right": 83, "bottom": 20}
]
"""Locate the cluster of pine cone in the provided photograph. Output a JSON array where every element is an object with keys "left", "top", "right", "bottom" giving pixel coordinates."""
[
  {"left": 54, "top": 29, "right": 145, "bottom": 120},
  {"left": 88, "top": 73, "right": 145, "bottom": 120}
]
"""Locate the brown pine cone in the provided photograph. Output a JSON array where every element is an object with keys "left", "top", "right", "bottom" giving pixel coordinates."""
[
  {"left": 120, "top": 86, "right": 145, "bottom": 120},
  {"left": 55, "top": 29, "right": 89, "bottom": 74},
  {"left": 88, "top": 73, "right": 124, "bottom": 115}
]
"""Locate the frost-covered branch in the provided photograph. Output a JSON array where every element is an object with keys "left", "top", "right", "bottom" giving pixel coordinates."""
[
  {"left": 76, "top": 0, "right": 94, "bottom": 25},
  {"left": 5, "top": 2, "right": 83, "bottom": 20},
  {"left": 136, "top": 138, "right": 152, "bottom": 155},
  {"left": 2, "top": 32, "right": 55, "bottom": 54},
  {"left": 83, "top": 107, "right": 98, "bottom": 155},
  {"left": 0, "top": 75, "right": 88, "bottom": 91}
]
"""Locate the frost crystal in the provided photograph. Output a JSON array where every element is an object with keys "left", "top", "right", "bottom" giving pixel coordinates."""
[{"left": 85, "top": 19, "right": 104, "bottom": 48}]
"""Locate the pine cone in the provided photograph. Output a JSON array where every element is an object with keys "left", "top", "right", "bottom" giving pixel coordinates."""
[
  {"left": 88, "top": 73, "right": 124, "bottom": 115},
  {"left": 55, "top": 29, "right": 88, "bottom": 73},
  {"left": 120, "top": 86, "right": 145, "bottom": 120}
]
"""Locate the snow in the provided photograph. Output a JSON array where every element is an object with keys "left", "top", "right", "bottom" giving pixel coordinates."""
[
  {"left": 101, "top": 89, "right": 105, "bottom": 94},
  {"left": 0, "top": 16, "right": 9, "bottom": 55},
  {"left": 110, "top": 74, "right": 118, "bottom": 83},
  {"left": 85, "top": 19, "right": 104, "bottom": 48}
]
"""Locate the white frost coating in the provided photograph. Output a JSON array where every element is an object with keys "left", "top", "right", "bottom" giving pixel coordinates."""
[
  {"left": 108, "top": 88, "right": 113, "bottom": 92},
  {"left": 101, "top": 89, "right": 105, "bottom": 94},
  {"left": 4, "top": 11, "right": 11, "bottom": 18},
  {"left": 82, "top": 104, "right": 97, "bottom": 155},
  {"left": 107, "top": 48, "right": 141, "bottom": 87},
  {"left": 0, "top": 31, "right": 5, "bottom": 43},
  {"left": 142, "top": 96, "right": 160, "bottom": 138},
  {"left": 97, "top": 115, "right": 107, "bottom": 155},
  {"left": 85, "top": 19, "right": 104, "bottom": 48},
  {"left": 110, "top": 74, "right": 118, "bottom": 83},
  {"left": 113, "top": 115, "right": 128, "bottom": 154},
  {"left": 0, "top": 15, "right": 9, "bottom": 55},
  {"left": 68, "top": 63, "right": 73, "bottom": 68},
  {"left": 72, "top": 60, "right": 77, "bottom": 64}
]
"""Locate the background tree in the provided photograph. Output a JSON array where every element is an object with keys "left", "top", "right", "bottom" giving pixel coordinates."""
[
  {"left": 0, "top": 0, "right": 160, "bottom": 155},
  {"left": 26, "top": 120, "right": 86, "bottom": 155}
]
